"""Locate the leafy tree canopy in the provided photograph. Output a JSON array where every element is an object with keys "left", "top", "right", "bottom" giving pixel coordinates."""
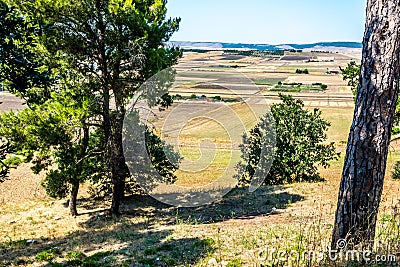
[{"left": 237, "top": 94, "right": 339, "bottom": 186}]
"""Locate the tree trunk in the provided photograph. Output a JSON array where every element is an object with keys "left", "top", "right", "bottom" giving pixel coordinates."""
[
  {"left": 332, "top": 0, "right": 400, "bottom": 249},
  {"left": 69, "top": 181, "right": 80, "bottom": 216},
  {"left": 109, "top": 111, "right": 130, "bottom": 216},
  {"left": 68, "top": 127, "right": 89, "bottom": 216}
]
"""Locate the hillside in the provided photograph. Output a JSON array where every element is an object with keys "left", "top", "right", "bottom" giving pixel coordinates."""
[{"left": 168, "top": 41, "right": 362, "bottom": 51}]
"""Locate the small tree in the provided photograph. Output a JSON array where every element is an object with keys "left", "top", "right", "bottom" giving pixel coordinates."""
[
  {"left": 237, "top": 94, "right": 339, "bottom": 186},
  {"left": 89, "top": 125, "right": 181, "bottom": 199},
  {"left": 12, "top": 0, "right": 182, "bottom": 215},
  {"left": 0, "top": 90, "right": 105, "bottom": 216},
  {"left": 340, "top": 61, "right": 361, "bottom": 97}
]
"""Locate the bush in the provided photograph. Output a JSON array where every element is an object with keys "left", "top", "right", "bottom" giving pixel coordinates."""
[
  {"left": 237, "top": 94, "right": 339, "bottom": 185},
  {"left": 35, "top": 248, "right": 61, "bottom": 262},
  {"left": 189, "top": 94, "right": 197, "bottom": 99},
  {"left": 173, "top": 94, "right": 183, "bottom": 100},
  {"left": 320, "top": 84, "right": 328, "bottom": 90},
  {"left": 392, "top": 127, "right": 400, "bottom": 135},
  {"left": 3, "top": 155, "right": 23, "bottom": 167},
  {"left": 296, "top": 69, "right": 309, "bottom": 74},
  {"left": 392, "top": 161, "right": 400, "bottom": 179}
]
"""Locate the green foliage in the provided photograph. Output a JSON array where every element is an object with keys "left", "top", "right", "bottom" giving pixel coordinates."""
[
  {"left": 173, "top": 94, "right": 183, "bottom": 100},
  {"left": 0, "top": 0, "right": 54, "bottom": 182},
  {"left": 190, "top": 94, "right": 197, "bottom": 99},
  {"left": 2, "top": 0, "right": 182, "bottom": 215},
  {"left": 0, "top": 91, "right": 106, "bottom": 199},
  {"left": 254, "top": 78, "right": 284, "bottom": 86},
  {"left": 53, "top": 251, "right": 112, "bottom": 267},
  {"left": 340, "top": 61, "right": 360, "bottom": 97},
  {"left": 237, "top": 94, "right": 339, "bottom": 185},
  {"left": 145, "top": 128, "right": 181, "bottom": 182},
  {"left": 0, "top": 1, "right": 53, "bottom": 105},
  {"left": 320, "top": 84, "right": 328, "bottom": 90},
  {"left": 392, "top": 161, "right": 400, "bottom": 180},
  {"left": 90, "top": 125, "right": 180, "bottom": 198},
  {"left": 66, "top": 251, "right": 86, "bottom": 260},
  {"left": 3, "top": 155, "right": 23, "bottom": 167},
  {"left": 392, "top": 127, "right": 400, "bottom": 135},
  {"left": 0, "top": 140, "right": 10, "bottom": 182},
  {"left": 296, "top": 69, "right": 309, "bottom": 74},
  {"left": 34, "top": 248, "right": 61, "bottom": 262},
  {"left": 9, "top": 0, "right": 182, "bottom": 214}
]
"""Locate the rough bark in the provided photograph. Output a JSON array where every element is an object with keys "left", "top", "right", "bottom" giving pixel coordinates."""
[
  {"left": 69, "top": 181, "right": 79, "bottom": 216},
  {"left": 109, "top": 111, "right": 130, "bottom": 216},
  {"left": 69, "top": 127, "right": 89, "bottom": 216},
  {"left": 332, "top": 0, "right": 400, "bottom": 249}
]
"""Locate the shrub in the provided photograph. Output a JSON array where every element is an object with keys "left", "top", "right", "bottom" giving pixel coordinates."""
[
  {"left": 189, "top": 94, "right": 197, "bottom": 99},
  {"left": 392, "top": 161, "right": 400, "bottom": 179},
  {"left": 3, "top": 155, "right": 23, "bottom": 167},
  {"left": 296, "top": 69, "right": 309, "bottom": 74},
  {"left": 173, "top": 94, "right": 183, "bottom": 100},
  {"left": 66, "top": 251, "right": 86, "bottom": 260},
  {"left": 35, "top": 248, "right": 61, "bottom": 262},
  {"left": 237, "top": 94, "right": 339, "bottom": 185},
  {"left": 320, "top": 84, "right": 328, "bottom": 90},
  {"left": 392, "top": 127, "right": 400, "bottom": 135}
]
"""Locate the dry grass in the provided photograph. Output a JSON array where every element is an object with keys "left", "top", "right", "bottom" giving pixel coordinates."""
[{"left": 2, "top": 51, "right": 400, "bottom": 267}]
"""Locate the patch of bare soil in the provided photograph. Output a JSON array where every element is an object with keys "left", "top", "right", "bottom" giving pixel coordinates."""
[
  {"left": 0, "top": 92, "right": 25, "bottom": 112},
  {"left": 0, "top": 164, "right": 48, "bottom": 205}
]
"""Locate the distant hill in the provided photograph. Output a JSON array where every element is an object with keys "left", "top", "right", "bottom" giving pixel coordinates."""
[{"left": 168, "top": 41, "right": 362, "bottom": 51}]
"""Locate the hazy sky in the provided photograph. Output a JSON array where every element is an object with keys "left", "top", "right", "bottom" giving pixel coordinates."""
[{"left": 166, "top": 0, "right": 367, "bottom": 44}]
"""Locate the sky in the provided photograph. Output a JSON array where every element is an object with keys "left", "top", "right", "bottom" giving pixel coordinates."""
[{"left": 166, "top": 0, "right": 367, "bottom": 44}]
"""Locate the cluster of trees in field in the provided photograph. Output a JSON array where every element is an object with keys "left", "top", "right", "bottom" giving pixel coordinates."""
[
  {"left": 223, "top": 49, "right": 284, "bottom": 58},
  {"left": 272, "top": 81, "right": 328, "bottom": 92},
  {"left": 295, "top": 68, "right": 309, "bottom": 74},
  {"left": 0, "top": 0, "right": 181, "bottom": 216}
]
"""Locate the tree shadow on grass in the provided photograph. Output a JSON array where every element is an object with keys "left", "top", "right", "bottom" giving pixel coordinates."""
[
  {"left": 0, "top": 186, "right": 304, "bottom": 266},
  {"left": 120, "top": 186, "right": 305, "bottom": 224},
  {"left": 0, "top": 216, "right": 215, "bottom": 267}
]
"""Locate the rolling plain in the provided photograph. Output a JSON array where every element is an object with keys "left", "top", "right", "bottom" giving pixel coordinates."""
[{"left": 1, "top": 48, "right": 400, "bottom": 266}]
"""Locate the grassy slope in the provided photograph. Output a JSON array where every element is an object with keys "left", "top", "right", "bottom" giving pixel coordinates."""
[{"left": 1, "top": 52, "right": 400, "bottom": 266}]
